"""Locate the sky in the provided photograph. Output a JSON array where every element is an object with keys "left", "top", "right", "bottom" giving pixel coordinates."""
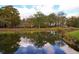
[{"left": 0, "top": 0, "right": 79, "bottom": 19}]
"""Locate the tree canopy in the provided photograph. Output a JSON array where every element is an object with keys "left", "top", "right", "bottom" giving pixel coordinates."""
[{"left": 0, "top": 5, "right": 21, "bottom": 28}]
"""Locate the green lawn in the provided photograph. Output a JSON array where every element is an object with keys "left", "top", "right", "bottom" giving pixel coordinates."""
[{"left": 67, "top": 30, "right": 79, "bottom": 41}]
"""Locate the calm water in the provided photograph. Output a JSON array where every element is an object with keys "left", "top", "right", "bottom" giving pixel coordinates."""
[{"left": 0, "top": 31, "right": 79, "bottom": 54}]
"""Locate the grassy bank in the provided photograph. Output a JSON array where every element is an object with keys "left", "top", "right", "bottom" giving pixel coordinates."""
[
  {"left": 0, "top": 27, "right": 63, "bottom": 33},
  {"left": 0, "top": 27, "right": 79, "bottom": 34},
  {"left": 67, "top": 30, "right": 79, "bottom": 41}
]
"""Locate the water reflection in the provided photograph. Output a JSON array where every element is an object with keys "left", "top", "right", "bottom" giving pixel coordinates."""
[
  {"left": 15, "top": 37, "right": 65, "bottom": 54},
  {"left": 15, "top": 32, "right": 66, "bottom": 54},
  {"left": 0, "top": 33, "right": 20, "bottom": 54},
  {"left": 24, "top": 32, "right": 62, "bottom": 47},
  {"left": 0, "top": 31, "right": 78, "bottom": 54}
]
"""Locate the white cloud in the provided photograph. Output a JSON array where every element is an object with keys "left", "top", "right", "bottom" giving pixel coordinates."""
[
  {"left": 0, "top": 0, "right": 79, "bottom": 6},
  {"left": 34, "top": 5, "right": 54, "bottom": 15},
  {"left": 15, "top": 7, "right": 36, "bottom": 19},
  {"left": 0, "top": 0, "right": 79, "bottom": 18},
  {"left": 67, "top": 13, "right": 79, "bottom": 17},
  {"left": 58, "top": 0, "right": 79, "bottom": 11},
  {"left": 0, "top": 0, "right": 57, "bottom": 5},
  {"left": 14, "top": 5, "right": 54, "bottom": 19}
]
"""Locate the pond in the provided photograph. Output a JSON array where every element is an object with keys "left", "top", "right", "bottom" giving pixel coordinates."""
[{"left": 0, "top": 31, "right": 79, "bottom": 54}]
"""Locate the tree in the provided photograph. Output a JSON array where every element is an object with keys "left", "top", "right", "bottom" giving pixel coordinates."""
[
  {"left": 34, "top": 12, "right": 46, "bottom": 28},
  {"left": 66, "top": 16, "right": 79, "bottom": 27},
  {"left": 48, "top": 13, "right": 57, "bottom": 27},
  {"left": 0, "top": 5, "right": 21, "bottom": 28},
  {"left": 26, "top": 17, "right": 35, "bottom": 28},
  {"left": 58, "top": 11, "right": 66, "bottom": 27},
  {"left": 27, "top": 12, "right": 47, "bottom": 28}
]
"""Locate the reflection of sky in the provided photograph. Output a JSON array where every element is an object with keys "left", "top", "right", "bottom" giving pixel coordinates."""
[
  {"left": 15, "top": 37, "right": 79, "bottom": 54},
  {"left": 15, "top": 37, "right": 65, "bottom": 54},
  {"left": 17, "top": 37, "right": 55, "bottom": 54},
  {"left": 19, "top": 37, "right": 34, "bottom": 47}
]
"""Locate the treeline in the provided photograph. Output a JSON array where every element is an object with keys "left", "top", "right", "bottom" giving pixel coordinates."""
[
  {"left": 20, "top": 12, "right": 66, "bottom": 28},
  {"left": 0, "top": 5, "right": 79, "bottom": 28}
]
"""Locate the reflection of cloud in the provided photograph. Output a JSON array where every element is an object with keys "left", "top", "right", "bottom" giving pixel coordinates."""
[
  {"left": 43, "top": 43, "right": 54, "bottom": 54},
  {"left": 17, "top": 37, "right": 67, "bottom": 54},
  {"left": 60, "top": 44, "right": 79, "bottom": 54},
  {"left": 17, "top": 37, "right": 54, "bottom": 54},
  {"left": 19, "top": 37, "right": 34, "bottom": 47}
]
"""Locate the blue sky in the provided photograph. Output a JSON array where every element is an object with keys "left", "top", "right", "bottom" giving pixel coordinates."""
[{"left": 0, "top": 0, "right": 79, "bottom": 19}]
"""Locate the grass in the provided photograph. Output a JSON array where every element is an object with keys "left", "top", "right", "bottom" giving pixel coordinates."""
[
  {"left": 0, "top": 27, "right": 64, "bottom": 33},
  {"left": 67, "top": 30, "right": 79, "bottom": 41},
  {"left": 0, "top": 27, "right": 79, "bottom": 36}
]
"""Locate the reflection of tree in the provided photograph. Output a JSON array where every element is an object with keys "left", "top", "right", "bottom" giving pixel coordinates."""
[
  {"left": 25, "top": 31, "right": 62, "bottom": 48},
  {"left": 0, "top": 33, "right": 20, "bottom": 54}
]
